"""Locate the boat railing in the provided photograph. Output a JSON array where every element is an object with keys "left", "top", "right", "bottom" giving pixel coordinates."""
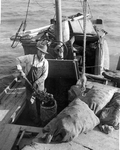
[
  {"left": 4, "top": 86, "right": 25, "bottom": 95},
  {"left": 0, "top": 78, "right": 26, "bottom": 103}
]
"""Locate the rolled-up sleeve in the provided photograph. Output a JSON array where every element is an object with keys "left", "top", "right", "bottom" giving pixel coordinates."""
[
  {"left": 16, "top": 55, "right": 30, "bottom": 66},
  {"left": 16, "top": 55, "right": 33, "bottom": 74}
]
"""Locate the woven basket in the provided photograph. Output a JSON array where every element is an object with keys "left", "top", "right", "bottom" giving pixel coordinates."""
[{"left": 40, "top": 99, "right": 57, "bottom": 126}]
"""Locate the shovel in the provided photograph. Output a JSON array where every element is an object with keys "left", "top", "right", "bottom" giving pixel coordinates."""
[
  {"left": 18, "top": 70, "right": 43, "bottom": 105},
  {"left": 18, "top": 70, "right": 39, "bottom": 95},
  {"left": 15, "top": 70, "right": 47, "bottom": 103}
]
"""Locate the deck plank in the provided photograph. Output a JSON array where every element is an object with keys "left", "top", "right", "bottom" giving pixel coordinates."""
[
  {"left": 22, "top": 141, "right": 88, "bottom": 150},
  {"left": 0, "top": 82, "right": 25, "bottom": 122},
  {"left": 0, "top": 124, "right": 12, "bottom": 149},
  {"left": 2, "top": 90, "right": 26, "bottom": 123},
  {"left": 3, "top": 88, "right": 25, "bottom": 110},
  {"left": 0, "top": 124, "right": 43, "bottom": 150},
  {"left": 73, "top": 128, "right": 119, "bottom": 150},
  {"left": 0, "top": 80, "right": 21, "bottom": 105},
  {"left": 0, "top": 79, "right": 26, "bottom": 123},
  {"left": 1, "top": 124, "right": 20, "bottom": 150},
  {"left": 7, "top": 124, "right": 42, "bottom": 133},
  {"left": 0, "top": 90, "right": 26, "bottom": 123},
  {"left": 0, "top": 90, "right": 26, "bottom": 122}
]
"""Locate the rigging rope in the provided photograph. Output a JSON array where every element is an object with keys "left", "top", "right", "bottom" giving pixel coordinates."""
[
  {"left": 83, "top": 0, "right": 87, "bottom": 75},
  {"left": 88, "top": 2, "right": 93, "bottom": 18},
  {"left": 80, "top": 0, "right": 93, "bottom": 18},
  {"left": 23, "top": 0, "right": 31, "bottom": 31},
  {"left": 33, "top": 0, "right": 56, "bottom": 21},
  {"left": 79, "top": 64, "right": 103, "bottom": 69},
  {"left": 80, "top": 0, "right": 87, "bottom": 95}
]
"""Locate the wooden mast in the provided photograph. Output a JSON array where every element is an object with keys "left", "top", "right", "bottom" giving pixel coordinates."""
[{"left": 55, "top": 0, "right": 63, "bottom": 59}]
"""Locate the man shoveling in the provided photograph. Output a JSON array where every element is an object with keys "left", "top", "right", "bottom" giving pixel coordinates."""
[{"left": 16, "top": 42, "right": 49, "bottom": 124}]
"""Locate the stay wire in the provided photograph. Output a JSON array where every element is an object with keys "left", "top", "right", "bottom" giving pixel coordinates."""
[
  {"left": 33, "top": 0, "right": 55, "bottom": 11},
  {"left": 23, "top": 0, "right": 31, "bottom": 31},
  {"left": 88, "top": 2, "right": 93, "bottom": 18},
  {"left": 80, "top": 0, "right": 93, "bottom": 18},
  {"left": 33, "top": 0, "right": 55, "bottom": 20}
]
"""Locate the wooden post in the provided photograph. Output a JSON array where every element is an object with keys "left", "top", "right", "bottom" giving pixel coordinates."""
[{"left": 55, "top": 0, "right": 63, "bottom": 59}]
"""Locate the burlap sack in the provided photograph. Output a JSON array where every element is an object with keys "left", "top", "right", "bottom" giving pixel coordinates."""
[
  {"left": 40, "top": 98, "right": 100, "bottom": 143},
  {"left": 99, "top": 92, "right": 120, "bottom": 128},
  {"left": 81, "top": 85, "right": 117, "bottom": 115},
  {"left": 68, "top": 84, "right": 82, "bottom": 102}
]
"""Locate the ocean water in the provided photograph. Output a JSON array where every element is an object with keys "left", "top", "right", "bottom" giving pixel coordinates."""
[{"left": 0, "top": 0, "right": 120, "bottom": 92}]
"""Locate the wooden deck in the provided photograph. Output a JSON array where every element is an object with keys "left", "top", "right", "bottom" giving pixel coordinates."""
[
  {"left": 22, "top": 128, "right": 119, "bottom": 150},
  {"left": 0, "top": 78, "right": 26, "bottom": 150},
  {"left": 0, "top": 124, "right": 42, "bottom": 150},
  {"left": 0, "top": 123, "right": 119, "bottom": 150},
  {"left": 0, "top": 78, "right": 26, "bottom": 124},
  {"left": 0, "top": 78, "right": 119, "bottom": 150},
  {"left": 21, "top": 81, "right": 119, "bottom": 150}
]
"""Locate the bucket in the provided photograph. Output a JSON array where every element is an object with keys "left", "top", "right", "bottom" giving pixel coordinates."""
[{"left": 40, "top": 99, "right": 57, "bottom": 126}]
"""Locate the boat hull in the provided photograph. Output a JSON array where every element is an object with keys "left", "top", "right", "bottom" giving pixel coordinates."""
[{"left": 0, "top": 79, "right": 119, "bottom": 150}]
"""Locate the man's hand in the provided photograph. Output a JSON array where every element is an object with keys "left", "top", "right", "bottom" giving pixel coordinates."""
[
  {"left": 17, "top": 64, "right": 26, "bottom": 77},
  {"left": 17, "top": 64, "right": 22, "bottom": 71}
]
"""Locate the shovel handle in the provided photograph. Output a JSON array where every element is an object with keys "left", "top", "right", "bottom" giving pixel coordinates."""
[{"left": 19, "top": 70, "right": 38, "bottom": 94}]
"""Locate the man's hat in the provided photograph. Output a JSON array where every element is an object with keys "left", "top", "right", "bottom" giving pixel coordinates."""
[{"left": 36, "top": 42, "right": 48, "bottom": 54}]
